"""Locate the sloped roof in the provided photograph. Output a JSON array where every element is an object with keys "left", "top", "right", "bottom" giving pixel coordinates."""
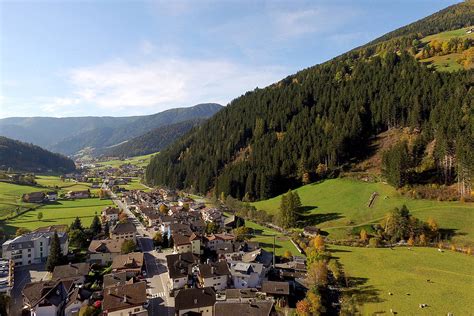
[
  {"left": 52, "top": 263, "right": 90, "bottom": 280},
  {"left": 214, "top": 300, "right": 274, "bottom": 316},
  {"left": 175, "top": 287, "right": 216, "bottom": 311},
  {"left": 88, "top": 239, "right": 123, "bottom": 254},
  {"left": 103, "top": 281, "right": 147, "bottom": 312}
]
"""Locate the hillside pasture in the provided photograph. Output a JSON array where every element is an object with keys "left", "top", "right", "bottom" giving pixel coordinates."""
[
  {"left": 421, "top": 26, "right": 474, "bottom": 43},
  {"left": 0, "top": 182, "right": 42, "bottom": 219},
  {"left": 36, "top": 175, "right": 100, "bottom": 196},
  {"left": 331, "top": 245, "right": 474, "bottom": 315},
  {"left": 95, "top": 152, "right": 156, "bottom": 169},
  {"left": 1, "top": 198, "right": 113, "bottom": 235},
  {"left": 252, "top": 178, "right": 474, "bottom": 245},
  {"left": 244, "top": 220, "right": 301, "bottom": 257}
]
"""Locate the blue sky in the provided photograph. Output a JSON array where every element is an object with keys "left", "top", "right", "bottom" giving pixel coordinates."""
[{"left": 0, "top": 0, "right": 460, "bottom": 118}]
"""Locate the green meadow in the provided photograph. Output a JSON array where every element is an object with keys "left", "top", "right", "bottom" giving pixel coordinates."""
[
  {"left": 1, "top": 198, "right": 113, "bottom": 235},
  {"left": 330, "top": 245, "right": 474, "bottom": 315},
  {"left": 244, "top": 220, "right": 301, "bottom": 257},
  {"left": 0, "top": 182, "right": 42, "bottom": 219},
  {"left": 252, "top": 178, "right": 474, "bottom": 245},
  {"left": 36, "top": 175, "right": 99, "bottom": 195},
  {"left": 95, "top": 152, "right": 157, "bottom": 169}
]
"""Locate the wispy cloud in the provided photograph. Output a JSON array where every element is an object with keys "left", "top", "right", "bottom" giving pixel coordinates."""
[{"left": 39, "top": 57, "right": 287, "bottom": 116}]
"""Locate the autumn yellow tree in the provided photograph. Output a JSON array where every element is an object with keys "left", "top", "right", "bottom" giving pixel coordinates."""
[
  {"left": 296, "top": 299, "right": 311, "bottom": 316},
  {"left": 307, "top": 292, "right": 323, "bottom": 315},
  {"left": 407, "top": 236, "right": 415, "bottom": 246},
  {"left": 360, "top": 229, "right": 368, "bottom": 242},
  {"left": 310, "top": 235, "right": 325, "bottom": 252},
  {"left": 427, "top": 217, "right": 438, "bottom": 232},
  {"left": 283, "top": 250, "right": 293, "bottom": 260},
  {"left": 159, "top": 204, "right": 168, "bottom": 214},
  {"left": 419, "top": 233, "right": 427, "bottom": 246},
  {"left": 307, "top": 260, "right": 328, "bottom": 287}
]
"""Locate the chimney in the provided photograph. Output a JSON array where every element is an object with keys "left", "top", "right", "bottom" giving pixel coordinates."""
[
  {"left": 123, "top": 295, "right": 127, "bottom": 303},
  {"left": 211, "top": 266, "right": 215, "bottom": 275}
]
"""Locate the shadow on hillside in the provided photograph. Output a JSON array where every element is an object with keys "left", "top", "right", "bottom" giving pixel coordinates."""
[
  {"left": 299, "top": 206, "right": 318, "bottom": 213},
  {"left": 259, "top": 242, "right": 282, "bottom": 249},
  {"left": 344, "top": 276, "right": 384, "bottom": 305},
  {"left": 328, "top": 248, "right": 352, "bottom": 254},
  {"left": 439, "top": 228, "right": 458, "bottom": 240},
  {"left": 298, "top": 212, "right": 342, "bottom": 227}
]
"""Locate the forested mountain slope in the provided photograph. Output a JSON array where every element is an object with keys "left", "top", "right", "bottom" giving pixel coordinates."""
[
  {"left": 0, "top": 136, "right": 76, "bottom": 173},
  {"left": 97, "top": 118, "right": 205, "bottom": 158},
  {"left": 146, "top": 3, "right": 474, "bottom": 201}
]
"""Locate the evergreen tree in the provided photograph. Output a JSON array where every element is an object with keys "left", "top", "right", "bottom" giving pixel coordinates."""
[
  {"left": 46, "top": 231, "right": 62, "bottom": 272},
  {"left": 70, "top": 217, "right": 83, "bottom": 231},
  {"left": 382, "top": 141, "right": 411, "bottom": 187},
  {"left": 104, "top": 221, "right": 110, "bottom": 236},
  {"left": 90, "top": 215, "right": 101, "bottom": 235}
]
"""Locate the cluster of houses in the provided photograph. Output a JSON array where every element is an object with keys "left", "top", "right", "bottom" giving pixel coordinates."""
[
  {"left": 80, "top": 162, "right": 144, "bottom": 180},
  {"left": 120, "top": 189, "right": 308, "bottom": 315},
  {"left": 2, "top": 186, "right": 309, "bottom": 316},
  {"left": 20, "top": 255, "right": 149, "bottom": 316}
]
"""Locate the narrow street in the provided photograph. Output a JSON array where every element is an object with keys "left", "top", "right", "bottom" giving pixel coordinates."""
[{"left": 110, "top": 191, "right": 175, "bottom": 315}]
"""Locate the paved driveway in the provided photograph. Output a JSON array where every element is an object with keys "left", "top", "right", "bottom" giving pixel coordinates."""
[{"left": 10, "top": 264, "right": 49, "bottom": 316}]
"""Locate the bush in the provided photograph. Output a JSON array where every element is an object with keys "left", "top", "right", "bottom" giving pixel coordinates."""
[{"left": 368, "top": 237, "right": 380, "bottom": 248}]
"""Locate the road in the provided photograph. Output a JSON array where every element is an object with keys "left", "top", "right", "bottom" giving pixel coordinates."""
[{"left": 110, "top": 191, "right": 175, "bottom": 315}]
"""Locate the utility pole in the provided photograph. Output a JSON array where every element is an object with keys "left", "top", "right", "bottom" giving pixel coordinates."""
[{"left": 273, "top": 234, "right": 276, "bottom": 268}]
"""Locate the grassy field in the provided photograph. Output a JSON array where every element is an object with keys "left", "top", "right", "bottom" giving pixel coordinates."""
[
  {"left": 330, "top": 245, "right": 474, "bottom": 315},
  {"left": 120, "top": 178, "right": 150, "bottom": 192},
  {"left": 0, "top": 182, "right": 42, "bottom": 219},
  {"left": 36, "top": 175, "right": 100, "bottom": 196},
  {"left": 244, "top": 220, "right": 301, "bottom": 257},
  {"left": 421, "top": 26, "right": 474, "bottom": 43},
  {"left": 419, "top": 27, "right": 473, "bottom": 72},
  {"left": 421, "top": 53, "right": 465, "bottom": 72},
  {"left": 252, "top": 178, "right": 474, "bottom": 245},
  {"left": 96, "top": 153, "right": 157, "bottom": 169},
  {"left": 1, "top": 198, "right": 113, "bottom": 235}
]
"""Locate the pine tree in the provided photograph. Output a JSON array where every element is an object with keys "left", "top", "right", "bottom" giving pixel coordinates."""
[
  {"left": 104, "top": 222, "right": 110, "bottom": 236},
  {"left": 46, "top": 231, "right": 62, "bottom": 272},
  {"left": 279, "top": 193, "right": 289, "bottom": 228},
  {"left": 90, "top": 215, "right": 101, "bottom": 235},
  {"left": 70, "top": 217, "right": 83, "bottom": 231}
]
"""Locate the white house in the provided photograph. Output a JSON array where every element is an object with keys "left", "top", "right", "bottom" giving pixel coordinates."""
[
  {"left": 229, "top": 261, "right": 264, "bottom": 289},
  {"left": 197, "top": 261, "right": 230, "bottom": 291},
  {"left": 2, "top": 230, "right": 68, "bottom": 266},
  {"left": 166, "top": 252, "right": 197, "bottom": 291},
  {"left": 102, "top": 207, "right": 119, "bottom": 223},
  {"left": 175, "top": 287, "right": 216, "bottom": 316},
  {"left": 102, "top": 281, "right": 148, "bottom": 316}
]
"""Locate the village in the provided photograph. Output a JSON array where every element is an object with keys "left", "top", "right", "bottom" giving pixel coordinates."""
[{"left": 1, "top": 170, "right": 309, "bottom": 316}]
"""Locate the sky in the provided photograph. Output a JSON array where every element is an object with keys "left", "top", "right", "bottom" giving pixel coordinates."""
[{"left": 0, "top": 0, "right": 461, "bottom": 118}]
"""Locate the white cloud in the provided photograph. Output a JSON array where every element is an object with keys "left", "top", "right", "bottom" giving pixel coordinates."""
[
  {"left": 54, "top": 57, "right": 287, "bottom": 114},
  {"left": 40, "top": 97, "right": 81, "bottom": 115}
]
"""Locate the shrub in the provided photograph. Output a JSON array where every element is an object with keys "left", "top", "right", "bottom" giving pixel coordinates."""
[{"left": 368, "top": 237, "right": 380, "bottom": 248}]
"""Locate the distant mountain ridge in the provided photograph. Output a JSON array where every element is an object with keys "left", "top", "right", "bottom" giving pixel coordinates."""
[
  {"left": 0, "top": 103, "right": 223, "bottom": 155},
  {"left": 97, "top": 118, "right": 206, "bottom": 158},
  {"left": 0, "top": 136, "right": 76, "bottom": 173}
]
